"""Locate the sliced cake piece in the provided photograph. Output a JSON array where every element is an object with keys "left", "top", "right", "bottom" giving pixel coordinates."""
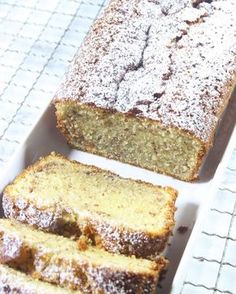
[
  {"left": 0, "top": 219, "right": 167, "bottom": 294},
  {"left": 0, "top": 264, "right": 78, "bottom": 294},
  {"left": 3, "top": 152, "right": 177, "bottom": 260}
]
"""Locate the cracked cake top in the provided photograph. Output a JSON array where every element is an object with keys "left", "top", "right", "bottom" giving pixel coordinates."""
[{"left": 55, "top": 0, "right": 236, "bottom": 143}]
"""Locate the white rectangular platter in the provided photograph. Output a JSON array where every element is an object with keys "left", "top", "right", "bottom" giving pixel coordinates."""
[{"left": 0, "top": 90, "right": 235, "bottom": 293}]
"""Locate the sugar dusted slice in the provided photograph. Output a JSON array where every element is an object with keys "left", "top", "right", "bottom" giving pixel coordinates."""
[
  {"left": 3, "top": 152, "right": 177, "bottom": 260},
  {"left": 0, "top": 264, "right": 79, "bottom": 294},
  {"left": 0, "top": 219, "right": 167, "bottom": 293}
]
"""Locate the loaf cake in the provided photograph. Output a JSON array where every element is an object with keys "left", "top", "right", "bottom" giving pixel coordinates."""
[
  {"left": 0, "top": 264, "right": 78, "bottom": 294},
  {"left": 54, "top": 0, "right": 236, "bottom": 181},
  {"left": 0, "top": 219, "right": 167, "bottom": 293},
  {"left": 3, "top": 152, "right": 177, "bottom": 260}
]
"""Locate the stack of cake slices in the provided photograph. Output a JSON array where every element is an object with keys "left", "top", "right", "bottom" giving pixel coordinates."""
[{"left": 0, "top": 152, "right": 177, "bottom": 293}]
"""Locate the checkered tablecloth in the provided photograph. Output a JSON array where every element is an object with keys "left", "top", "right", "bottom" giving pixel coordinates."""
[{"left": 0, "top": 1, "right": 236, "bottom": 293}]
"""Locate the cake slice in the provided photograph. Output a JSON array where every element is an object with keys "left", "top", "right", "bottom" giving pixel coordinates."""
[
  {"left": 0, "top": 219, "right": 167, "bottom": 293},
  {"left": 0, "top": 264, "right": 78, "bottom": 294},
  {"left": 54, "top": 0, "right": 236, "bottom": 181},
  {"left": 3, "top": 152, "right": 177, "bottom": 260}
]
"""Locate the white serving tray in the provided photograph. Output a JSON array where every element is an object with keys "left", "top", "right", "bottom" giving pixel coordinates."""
[{"left": 0, "top": 93, "right": 235, "bottom": 293}]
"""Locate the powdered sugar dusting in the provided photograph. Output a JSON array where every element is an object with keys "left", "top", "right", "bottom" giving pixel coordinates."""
[
  {"left": 0, "top": 218, "right": 164, "bottom": 293},
  {"left": 56, "top": 0, "right": 236, "bottom": 142},
  {"left": 0, "top": 264, "right": 71, "bottom": 294}
]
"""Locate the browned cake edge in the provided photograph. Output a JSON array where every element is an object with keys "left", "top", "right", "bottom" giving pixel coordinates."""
[
  {"left": 2, "top": 153, "right": 177, "bottom": 260},
  {"left": 0, "top": 220, "right": 168, "bottom": 294}
]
